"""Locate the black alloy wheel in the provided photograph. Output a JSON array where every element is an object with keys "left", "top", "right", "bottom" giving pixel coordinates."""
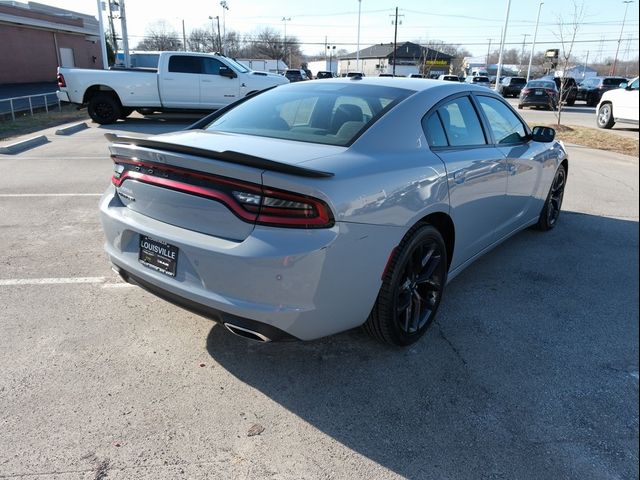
[
  {"left": 365, "top": 225, "right": 448, "bottom": 346},
  {"left": 535, "top": 165, "right": 567, "bottom": 231},
  {"left": 87, "top": 93, "right": 122, "bottom": 125}
]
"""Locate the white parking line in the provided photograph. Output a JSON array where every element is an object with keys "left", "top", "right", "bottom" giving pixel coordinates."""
[
  {"left": 0, "top": 193, "right": 102, "bottom": 198},
  {"left": 0, "top": 277, "right": 107, "bottom": 286}
]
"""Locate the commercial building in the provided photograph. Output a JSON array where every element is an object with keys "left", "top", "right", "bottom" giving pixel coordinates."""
[
  {"left": 0, "top": 1, "right": 103, "bottom": 84},
  {"left": 338, "top": 42, "right": 454, "bottom": 77}
]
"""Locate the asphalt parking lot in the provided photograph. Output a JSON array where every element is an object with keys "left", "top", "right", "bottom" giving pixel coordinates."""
[{"left": 0, "top": 114, "right": 638, "bottom": 479}]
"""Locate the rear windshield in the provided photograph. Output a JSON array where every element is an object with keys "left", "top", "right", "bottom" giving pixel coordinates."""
[
  {"left": 603, "top": 78, "right": 627, "bottom": 86},
  {"left": 205, "top": 83, "right": 413, "bottom": 146},
  {"left": 510, "top": 77, "right": 526, "bottom": 84},
  {"left": 473, "top": 77, "right": 490, "bottom": 83},
  {"left": 527, "top": 81, "right": 556, "bottom": 89}
]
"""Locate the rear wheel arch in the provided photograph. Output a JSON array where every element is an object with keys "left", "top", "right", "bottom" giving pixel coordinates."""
[
  {"left": 416, "top": 212, "right": 455, "bottom": 272},
  {"left": 82, "top": 85, "right": 120, "bottom": 105}
]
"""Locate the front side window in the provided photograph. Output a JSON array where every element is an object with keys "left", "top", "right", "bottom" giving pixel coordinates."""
[
  {"left": 168, "top": 56, "right": 202, "bottom": 74},
  {"left": 476, "top": 96, "right": 527, "bottom": 145},
  {"left": 205, "top": 83, "right": 413, "bottom": 146},
  {"left": 202, "top": 58, "right": 225, "bottom": 75},
  {"left": 629, "top": 78, "right": 639, "bottom": 90},
  {"left": 437, "top": 97, "right": 486, "bottom": 147}
]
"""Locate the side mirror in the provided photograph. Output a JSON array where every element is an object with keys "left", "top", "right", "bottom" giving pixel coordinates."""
[
  {"left": 619, "top": 82, "right": 629, "bottom": 89},
  {"left": 219, "top": 67, "right": 237, "bottom": 79},
  {"left": 531, "top": 126, "right": 556, "bottom": 143}
]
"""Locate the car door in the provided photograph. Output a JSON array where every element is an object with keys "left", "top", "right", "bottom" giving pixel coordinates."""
[
  {"left": 617, "top": 77, "right": 639, "bottom": 121},
  {"left": 474, "top": 94, "right": 548, "bottom": 232},
  {"left": 160, "top": 55, "right": 202, "bottom": 108},
  {"left": 199, "top": 58, "right": 241, "bottom": 109},
  {"left": 423, "top": 95, "right": 509, "bottom": 269}
]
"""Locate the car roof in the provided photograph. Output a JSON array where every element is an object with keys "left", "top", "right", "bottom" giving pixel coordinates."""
[{"left": 279, "top": 76, "right": 495, "bottom": 95}]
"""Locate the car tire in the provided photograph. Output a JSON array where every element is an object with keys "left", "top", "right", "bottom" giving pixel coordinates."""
[
  {"left": 535, "top": 164, "right": 566, "bottom": 231},
  {"left": 87, "top": 93, "right": 122, "bottom": 125},
  {"left": 597, "top": 103, "right": 615, "bottom": 129},
  {"left": 364, "top": 224, "right": 448, "bottom": 346}
]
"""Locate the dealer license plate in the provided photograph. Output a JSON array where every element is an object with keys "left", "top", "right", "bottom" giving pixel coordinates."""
[
  {"left": 139, "top": 235, "right": 178, "bottom": 277},
  {"left": 535, "top": 90, "right": 543, "bottom": 95}
]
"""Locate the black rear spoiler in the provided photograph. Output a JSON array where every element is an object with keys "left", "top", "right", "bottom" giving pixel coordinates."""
[{"left": 105, "top": 133, "right": 334, "bottom": 178}]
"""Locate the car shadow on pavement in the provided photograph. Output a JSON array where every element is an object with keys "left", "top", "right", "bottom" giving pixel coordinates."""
[{"left": 205, "top": 211, "right": 639, "bottom": 479}]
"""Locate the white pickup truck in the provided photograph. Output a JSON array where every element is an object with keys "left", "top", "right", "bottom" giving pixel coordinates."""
[{"left": 56, "top": 51, "right": 289, "bottom": 124}]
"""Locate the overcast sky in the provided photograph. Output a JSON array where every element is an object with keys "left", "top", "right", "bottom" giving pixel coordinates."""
[{"left": 39, "top": 0, "right": 639, "bottom": 61}]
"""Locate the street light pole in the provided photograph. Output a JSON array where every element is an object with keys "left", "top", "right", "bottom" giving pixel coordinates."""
[
  {"left": 220, "top": 0, "right": 228, "bottom": 55},
  {"left": 494, "top": 0, "right": 512, "bottom": 91},
  {"left": 356, "top": 0, "right": 362, "bottom": 72},
  {"left": 611, "top": 0, "right": 633, "bottom": 75},
  {"left": 526, "top": 1, "right": 543, "bottom": 83},
  {"left": 96, "top": 0, "right": 109, "bottom": 69},
  {"left": 486, "top": 38, "right": 492, "bottom": 69},
  {"left": 519, "top": 33, "right": 529, "bottom": 73}
]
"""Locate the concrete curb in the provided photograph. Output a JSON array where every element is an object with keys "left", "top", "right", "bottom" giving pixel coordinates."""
[
  {"left": 0, "top": 135, "right": 48, "bottom": 155},
  {"left": 55, "top": 122, "right": 88, "bottom": 136}
]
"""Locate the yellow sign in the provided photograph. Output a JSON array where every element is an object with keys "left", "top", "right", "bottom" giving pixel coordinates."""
[{"left": 425, "top": 60, "right": 449, "bottom": 66}]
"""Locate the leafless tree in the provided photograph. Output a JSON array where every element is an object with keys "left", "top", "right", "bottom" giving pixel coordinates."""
[
  {"left": 188, "top": 28, "right": 212, "bottom": 52},
  {"left": 136, "top": 21, "right": 182, "bottom": 51},
  {"left": 553, "top": 1, "right": 586, "bottom": 125}
]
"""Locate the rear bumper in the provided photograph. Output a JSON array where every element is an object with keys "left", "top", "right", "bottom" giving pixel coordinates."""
[
  {"left": 56, "top": 90, "right": 70, "bottom": 103},
  {"left": 99, "top": 186, "right": 401, "bottom": 340}
]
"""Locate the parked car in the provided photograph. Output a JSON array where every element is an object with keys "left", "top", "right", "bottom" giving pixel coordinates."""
[
  {"left": 577, "top": 76, "right": 628, "bottom": 106},
  {"left": 465, "top": 75, "right": 491, "bottom": 87},
  {"left": 284, "top": 69, "right": 310, "bottom": 82},
  {"left": 346, "top": 71, "right": 365, "bottom": 78},
  {"left": 56, "top": 51, "right": 289, "bottom": 124},
  {"left": 407, "top": 73, "right": 426, "bottom": 78},
  {"left": 438, "top": 75, "right": 460, "bottom": 82},
  {"left": 315, "top": 71, "right": 335, "bottom": 79},
  {"left": 100, "top": 78, "right": 567, "bottom": 346},
  {"left": 518, "top": 80, "right": 559, "bottom": 110},
  {"left": 541, "top": 76, "right": 577, "bottom": 105},
  {"left": 596, "top": 76, "right": 639, "bottom": 129},
  {"left": 497, "top": 76, "right": 527, "bottom": 97},
  {"left": 379, "top": 73, "right": 397, "bottom": 77}
]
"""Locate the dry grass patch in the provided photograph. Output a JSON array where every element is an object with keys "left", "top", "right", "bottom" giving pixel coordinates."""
[
  {"left": 0, "top": 104, "right": 89, "bottom": 141},
  {"left": 548, "top": 124, "right": 638, "bottom": 157}
]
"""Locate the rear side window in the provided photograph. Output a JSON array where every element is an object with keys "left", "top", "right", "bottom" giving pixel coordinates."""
[
  {"left": 168, "top": 56, "right": 202, "bottom": 74},
  {"left": 437, "top": 97, "right": 486, "bottom": 146},
  {"left": 422, "top": 113, "right": 448, "bottom": 147},
  {"left": 476, "top": 96, "right": 527, "bottom": 145},
  {"left": 603, "top": 78, "right": 627, "bottom": 86}
]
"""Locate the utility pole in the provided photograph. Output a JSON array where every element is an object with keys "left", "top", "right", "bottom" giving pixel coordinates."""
[
  {"left": 494, "top": 0, "right": 512, "bottom": 91},
  {"left": 182, "top": 19, "right": 187, "bottom": 51},
  {"left": 119, "top": 0, "right": 130, "bottom": 68},
  {"left": 356, "top": 0, "right": 362, "bottom": 72},
  {"left": 486, "top": 38, "right": 492, "bottom": 68},
  {"left": 96, "top": 0, "right": 109, "bottom": 69},
  {"left": 582, "top": 50, "right": 589, "bottom": 79},
  {"left": 519, "top": 33, "right": 529, "bottom": 73},
  {"left": 390, "top": 7, "right": 403, "bottom": 76},
  {"left": 107, "top": 0, "right": 118, "bottom": 60},
  {"left": 611, "top": 0, "right": 633, "bottom": 75},
  {"left": 282, "top": 17, "right": 291, "bottom": 68}
]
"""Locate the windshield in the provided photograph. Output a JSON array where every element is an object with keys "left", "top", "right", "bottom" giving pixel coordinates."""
[
  {"left": 225, "top": 57, "right": 250, "bottom": 73},
  {"left": 205, "top": 83, "right": 413, "bottom": 146}
]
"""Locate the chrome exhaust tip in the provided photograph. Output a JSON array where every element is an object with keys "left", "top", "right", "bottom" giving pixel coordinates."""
[{"left": 224, "top": 323, "right": 271, "bottom": 342}]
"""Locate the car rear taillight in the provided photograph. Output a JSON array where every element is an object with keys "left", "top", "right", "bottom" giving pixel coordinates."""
[
  {"left": 521, "top": 88, "right": 530, "bottom": 95},
  {"left": 57, "top": 73, "right": 66, "bottom": 88},
  {"left": 111, "top": 156, "right": 334, "bottom": 229},
  {"left": 545, "top": 89, "right": 556, "bottom": 95}
]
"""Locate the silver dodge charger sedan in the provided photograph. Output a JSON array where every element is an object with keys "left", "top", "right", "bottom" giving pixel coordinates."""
[{"left": 100, "top": 78, "right": 568, "bottom": 346}]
